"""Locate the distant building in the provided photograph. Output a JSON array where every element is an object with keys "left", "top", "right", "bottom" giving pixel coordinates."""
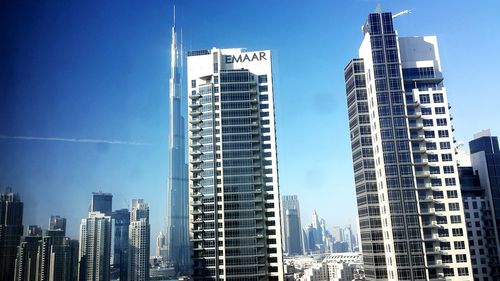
[
  {"left": 15, "top": 219, "right": 79, "bottom": 281},
  {"left": 459, "top": 131, "right": 500, "bottom": 279},
  {"left": 79, "top": 211, "right": 112, "bottom": 281},
  {"left": 48, "top": 216, "right": 67, "bottom": 233},
  {"left": 113, "top": 208, "right": 130, "bottom": 281},
  {"left": 286, "top": 253, "right": 364, "bottom": 281},
  {"left": 156, "top": 232, "right": 165, "bottom": 257},
  {"left": 303, "top": 211, "right": 335, "bottom": 254},
  {"left": 0, "top": 191, "right": 24, "bottom": 281},
  {"left": 128, "top": 199, "right": 150, "bottom": 281},
  {"left": 282, "top": 195, "right": 304, "bottom": 255},
  {"left": 90, "top": 192, "right": 112, "bottom": 216}
]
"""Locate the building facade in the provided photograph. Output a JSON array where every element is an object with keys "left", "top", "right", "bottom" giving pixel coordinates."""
[
  {"left": 113, "top": 208, "right": 130, "bottom": 281},
  {"left": 0, "top": 191, "right": 24, "bottom": 281},
  {"left": 282, "top": 195, "right": 304, "bottom": 256},
  {"left": 187, "top": 48, "right": 284, "bottom": 280},
  {"left": 90, "top": 192, "right": 112, "bottom": 216},
  {"left": 460, "top": 131, "right": 500, "bottom": 280},
  {"left": 79, "top": 212, "right": 112, "bottom": 281},
  {"left": 128, "top": 199, "right": 150, "bottom": 281},
  {"left": 344, "top": 10, "right": 472, "bottom": 280}
]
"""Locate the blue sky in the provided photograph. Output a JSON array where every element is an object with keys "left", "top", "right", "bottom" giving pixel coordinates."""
[{"left": 1, "top": 0, "right": 500, "bottom": 243}]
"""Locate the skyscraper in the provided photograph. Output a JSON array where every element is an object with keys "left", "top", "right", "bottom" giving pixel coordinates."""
[
  {"left": 156, "top": 231, "right": 165, "bottom": 257},
  {"left": 344, "top": 9, "right": 472, "bottom": 280},
  {"left": 15, "top": 219, "right": 79, "bottom": 281},
  {"left": 459, "top": 130, "right": 500, "bottom": 279},
  {"left": 79, "top": 211, "right": 112, "bottom": 281},
  {"left": 187, "top": 48, "right": 284, "bottom": 280},
  {"left": 113, "top": 208, "right": 130, "bottom": 281},
  {"left": 90, "top": 192, "right": 112, "bottom": 216},
  {"left": 165, "top": 9, "right": 189, "bottom": 274},
  {"left": 281, "top": 195, "right": 303, "bottom": 256},
  {"left": 128, "top": 199, "right": 150, "bottom": 281},
  {"left": 0, "top": 191, "right": 24, "bottom": 281}
]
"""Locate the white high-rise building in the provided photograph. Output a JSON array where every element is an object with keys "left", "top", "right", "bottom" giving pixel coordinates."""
[
  {"left": 79, "top": 212, "right": 112, "bottom": 281},
  {"left": 187, "top": 48, "right": 284, "bottom": 280},
  {"left": 344, "top": 9, "right": 472, "bottom": 280},
  {"left": 128, "top": 199, "right": 150, "bottom": 281}
]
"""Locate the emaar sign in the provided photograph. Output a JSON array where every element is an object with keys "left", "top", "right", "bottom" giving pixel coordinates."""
[{"left": 225, "top": 52, "right": 267, "bottom": 64}]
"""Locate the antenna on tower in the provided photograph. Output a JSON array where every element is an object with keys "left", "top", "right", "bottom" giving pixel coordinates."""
[
  {"left": 393, "top": 10, "right": 412, "bottom": 19},
  {"left": 173, "top": 5, "right": 176, "bottom": 27},
  {"left": 375, "top": 4, "right": 382, "bottom": 13}
]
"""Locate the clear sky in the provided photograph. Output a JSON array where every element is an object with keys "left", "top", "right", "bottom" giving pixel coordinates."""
[{"left": 1, "top": 0, "right": 500, "bottom": 244}]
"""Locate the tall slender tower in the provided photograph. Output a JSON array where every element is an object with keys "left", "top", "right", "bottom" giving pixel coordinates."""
[
  {"left": 165, "top": 7, "right": 189, "bottom": 274},
  {"left": 344, "top": 9, "right": 472, "bottom": 280}
]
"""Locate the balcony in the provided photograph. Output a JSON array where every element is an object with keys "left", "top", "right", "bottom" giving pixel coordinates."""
[
  {"left": 413, "top": 158, "right": 428, "bottom": 165},
  {"left": 190, "top": 134, "right": 202, "bottom": 141},
  {"left": 189, "top": 118, "right": 201, "bottom": 125},
  {"left": 190, "top": 150, "right": 202, "bottom": 156},
  {"left": 420, "top": 208, "right": 436, "bottom": 215},
  {"left": 415, "top": 171, "right": 430, "bottom": 178},
  {"left": 410, "top": 134, "right": 425, "bottom": 142},
  {"left": 427, "top": 260, "right": 443, "bottom": 268},
  {"left": 190, "top": 142, "right": 202, "bottom": 148},
  {"left": 190, "top": 126, "right": 202, "bottom": 132},
  {"left": 419, "top": 195, "right": 434, "bottom": 202},
  {"left": 189, "top": 103, "right": 201, "bottom": 109},
  {"left": 406, "top": 112, "right": 422, "bottom": 119},
  {"left": 189, "top": 110, "right": 202, "bottom": 117},
  {"left": 416, "top": 183, "right": 432, "bottom": 190},
  {"left": 409, "top": 122, "right": 424, "bottom": 130},
  {"left": 406, "top": 101, "right": 420, "bottom": 108},
  {"left": 189, "top": 93, "right": 201, "bottom": 100},
  {"left": 423, "top": 233, "right": 440, "bottom": 241}
]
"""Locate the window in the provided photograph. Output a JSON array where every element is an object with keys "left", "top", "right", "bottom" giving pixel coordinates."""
[
  {"left": 443, "top": 166, "right": 454, "bottom": 174},
  {"left": 449, "top": 203, "right": 460, "bottom": 210},
  {"left": 452, "top": 228, "right": 464, "bottom": 236},
  {"left": 214, "top": 76, "right": 219, "bottom": 84},
  {"left": 450, "top": 215, "right": 461, "bottom": 223},
  {"left": 435, "top": 107, "right": 446, "bottom": 114},
  {"left": 258, "top": 75, "right": 268, "bottom": 83},
  {"left": 423, "top": 119, "right": 433, "bottom": 127},
  {"left": 436, "top": 118, "right": 447, "bottom": 126},
  {"left": 454, "top": 241, "right": 465, "bottom": 249},
  {"left": 259, "top": 85, "right": 268, "bottom": 92},
  {"left": 447, "top": 190, "right": 458, "bottom": 198},
  {"left": 191, "top": 79, "right": 196, "bottom": 88},
  {"left": 421, "top": 108, "right": 432, "bottom": 115},
  {"left": 426, "top": 142, "right": 437, "bottom": 150},
  {"left": 458, "top": 268, "right": 469, "bottom": 276},
  {"left": 442, "top": 153, "right": 453, "bottom": 161},
  {"left": 438, "top": 130, "right": 449, "bottom": 138},
  {"left": 433, "top": 93, "right": 444, "bottom": 103},
  {"left": 424, "top": 131, "right": 435, "bottom": 138},
  {"left": 428, "top": 154, "right": 439, "bottom": 162},
  {"left": 445, "top": 178, "right": 456, "bottom": 186},
  {"left": 420, "top": 94, "right": 430, "bottom": 104},
  {"left": 440, "top": 142, "right": 451, "bottom": 149}
]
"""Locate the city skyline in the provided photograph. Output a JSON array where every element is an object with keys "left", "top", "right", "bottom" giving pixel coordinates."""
[{"left": 2, "top": 0, "right": 500, "bottom": 255}]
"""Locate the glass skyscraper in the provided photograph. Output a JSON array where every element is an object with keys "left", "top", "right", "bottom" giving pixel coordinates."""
[
  {"left": 0, "top": 191, "right": 24, "bottom": 281},
  {"left": 128, "top": 199, "right": 150, "bottom": 281},
  {"left": 187, "top": 48, "right": 284, "bottom": 280},
  {"left": 281, "top": 195, "right": 303, "bottom": 256},
  {"left": 344, "top": 10, "right": 472, "bottom": 280}
]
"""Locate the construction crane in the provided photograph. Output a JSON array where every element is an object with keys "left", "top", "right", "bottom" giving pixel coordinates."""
[{"left": 393, "top": 10, "right": 412, "bottom": 19}]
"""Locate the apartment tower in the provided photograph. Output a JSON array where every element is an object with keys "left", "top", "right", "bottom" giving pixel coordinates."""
[
  {"left": 344, "top": 9, "right": 472, "bottom": 280},
  {"left": 187, "top": 48, "right": 284, "bottom": 280}
]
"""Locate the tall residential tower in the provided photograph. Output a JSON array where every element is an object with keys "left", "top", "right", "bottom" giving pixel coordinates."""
[
  {"left": 187, "top": 48, "right": 284, "bottom": 280},
  {"left": 128, "top": 199, "right": 150, "bottom": 281},
  {"left": 344, "top": 10, "right": 472, "bottom": 280},
  {"left": 165, "top": 9, "right": 189, "bottom": 274}
]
